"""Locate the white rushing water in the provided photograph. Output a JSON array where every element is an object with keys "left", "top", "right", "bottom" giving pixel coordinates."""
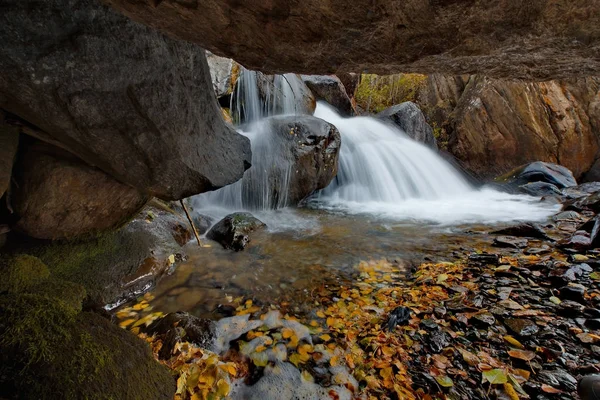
[
  {"left": 311, "top": 102, "right": 560, "bottom": 225},
  {"left": 196, "top": 70, "right": 559, "bottom": 226}
]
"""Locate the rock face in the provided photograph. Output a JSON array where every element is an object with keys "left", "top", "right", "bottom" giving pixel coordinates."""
[
  {"left": 500, "top": 162, "right": 577, "bottom": 190},
  {"left": 105, "top": 0, "right": 600, "bottom": 80},
  {"left": 0, "top": 116, "right": 19, "bottom": 199},
  {"left": 415, "top": 75, "right": 600, "bottom": 180},
  {"left": 242, "top": 116, "right": 341, "bottom": 208},
  {"left": 377, "top": 102, "right": 437, "bottom": 149},
  {"left": 206, "top": 51, "right": 239, "bottom": 99},
  {"left": 206, "top": 212, "right": 266, "bottom": 251},
  {"left": 0, "top": 0, "right": 251, "bottom": 201},
  {"left": 301, "top": 75, "right": 354, "bottom": 116},
  {"left": 12, "top": 142, "right": 149, "bottom": 240}
]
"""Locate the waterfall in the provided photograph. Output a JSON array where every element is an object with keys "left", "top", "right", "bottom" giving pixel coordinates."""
[{"left": 313, "top": 103, "right": 471, "bottom": 202}]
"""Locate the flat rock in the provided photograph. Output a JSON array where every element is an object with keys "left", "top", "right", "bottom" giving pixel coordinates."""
[
  {"left": 206, "top": 212, "right": 266, "bottom": 251},
  {"left": 492, "top": 223, "right": 550, "bottom": 240},
  {"left": 493, "top": 236, "right": 528, "bottom": 249},
  {"left": 504, "top": 318, "right": 539, "bottom": 337}
]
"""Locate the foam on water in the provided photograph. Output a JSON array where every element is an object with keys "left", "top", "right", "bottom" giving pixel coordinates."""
[{"left": 312, "top": 103, "right": 560, "bottom": 225}]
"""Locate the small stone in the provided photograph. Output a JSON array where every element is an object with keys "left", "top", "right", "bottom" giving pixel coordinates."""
[
  {"left": 468, "top": 253, "right": 500, "bottom": 265},
  {"left": 559, "top": 284, "right": 586, "bottom": 302},
  {"left": 420, "top": 319, "right": 439, "bottom": 330},
  {"left": 504, "top": 318, "right": 539, "bottom": 337},
  {"left": 493, "top": 236, "right": 528, "bottom": 249},
  {"left": 472, "top": 312, "right": 496, "bottom": 327}
]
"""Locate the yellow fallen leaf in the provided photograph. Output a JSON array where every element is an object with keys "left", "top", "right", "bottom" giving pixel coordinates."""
[{"left": 119, "top": 318, "right": 136, "bottom": 328}]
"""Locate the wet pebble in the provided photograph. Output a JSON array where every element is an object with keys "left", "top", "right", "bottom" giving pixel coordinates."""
[
  {"left": 504, "top": 318, "right": 539, "bottom": 337},
  {"left": 559, "top": 284, "right": 586, "bottom": 302}
]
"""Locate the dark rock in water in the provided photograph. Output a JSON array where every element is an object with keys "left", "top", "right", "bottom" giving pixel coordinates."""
[
  {"left": 376, "top": 102, "right": 437, "bottom": 149},
  {"left": 504, "top": 318, "right": 539, "bottom": 337},
  {"left": 565, "top": 191, "right": 600, "bottom": 213},
  {"left": 553, "top": 211, "right": 583, "bottom": 222},
  {"left": 585, "top": 319, "right": 600, "bottom": 330},
  {"left": 492, "top": 223, "right": 550, "bottom": 240},
  {"left": 468, "top": 253, "right": 500, "bottom": 266},
  {"left": 519, "top": 182, "right": 563, "bottom": 197},
  {"left": 145, "top": 312, "right": 214, "bottom": 360},
  {"left": 0, "top": 0, "right": 250, "bottom": 200},
  {"left": 472, "top": 312, "right": 496, "bottom": 327},
  {"left": 12, "top": 141, "right": 149, "bottom": 240},
  {"left": 427, "top": 331, "right": 449, "bottom": 353},
  {"left": 493, "top": 236, "right": 528, "bottom": 249},
  {"left": 387, "top": 306, "right": 411, "bottom": 331},
  {"left": 558, "top": 231, "right": 592, "bottom": 252},
  {"left": 207, "top": 212, "right": 266, "bottom": 251},
  {"left": 241, "top": 116, "right": 341, "bottom": 208},
  {"left": 301, "top": 75, "right": 354, "bottom": 116},
  {"left": 500, "top": 162, "right": 577, "bottom": 189},
  {"left": 559, "top": 284, "right": 586, "bottom": 302},
  {"left": 562, "top": 182, "right": 600, "bottom": 199}
]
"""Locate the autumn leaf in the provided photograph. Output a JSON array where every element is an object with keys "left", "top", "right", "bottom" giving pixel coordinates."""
[
  {"left": 435, "top": 375, "right": 454, "bottom": 388},
  {"left": 507, "top": 349, "right": 536, "bottom": 361},
  {"left": 541, "top": 384, "right": 563, "bottom": 394},
  {"left": 482, "top": 369, "right": 508, "bottom": 385},
  {"left": 503, "top": 335, "right": 524, "bottom": 349}
]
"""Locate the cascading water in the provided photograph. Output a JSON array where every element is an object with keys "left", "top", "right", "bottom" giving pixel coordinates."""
[{"left": 195, "top": 69, "right": 559, "bottom": 225}]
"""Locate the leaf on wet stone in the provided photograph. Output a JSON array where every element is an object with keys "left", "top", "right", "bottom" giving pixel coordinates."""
[
  {"left": 507, "top": 349, "right": 536, "bottom": 361},
  {"left": 503, "top": 335, "right": 524, "bottom": 349},
  {"left": 459, "top": 348, "right": 479, "bottom": 366},
  {"left": 541, "top": 384, "right": 563, "bottom": 394},
  {"left": 549, "top": 296, "right": 562, "bottom": 305},
  {"left": 591, "top": 272, "right": 600, "bottom": 280},
  {"left": 503, "top": 383, "right": 520, "bottom": 400},
  {"left": 437, "top": 274, "right": 448, "bottom": 284},
  {"left": 498, "top": 299, "right": 524, "bottom": 310},
  {"left": 482, "top": 369, "right": 508, "bottom": 385}
]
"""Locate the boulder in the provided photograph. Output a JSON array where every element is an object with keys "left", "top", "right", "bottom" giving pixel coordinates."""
[
  {"left": 106, "top": 0, "right": 600, "bottom": 80},
  {"left": 415, "top": 75, "right": 600, "bottom": 180},
  {"left": 499, "top": 162, "right": 577, "bottom": 189},
  {"left": 145, "top": 312, "right": 214, "bottom": 359},
  {"left": 241, "top": 116, "right": 341, "bottom": 208},
  {"left": 0, "top": 115, "right": 19, "bottom": 199},
  {"left": 518, "top": 182, "right": 562, "bottom": 197},
  {"left": 562, "top": 182, "right": 600, "bottom": 199},
  {"left": 12, "top": 142, "right": 149, "bottom": 240},
  {"left": 492, "top": 223, "right": 551, "bottom": 241},
  {"left": 206, "top": 51, "right": 239, "bottom": 99},
  {"left": 301, "top": 75, "right": 354, "bottom": 116},
  {"left": 0, "top": 0, "right": 250, "bottom": 200},
  {"left": 377, "top": 102, "right": 437, "bottom": 149},
  {"left": 206, "top": 212, "right": 266, "bottom": 251}
]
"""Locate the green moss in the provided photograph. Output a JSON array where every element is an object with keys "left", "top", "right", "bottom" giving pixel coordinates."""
[
  {"left": 0, "top": 293, "right": 174, "bottom": 400},
  {"left": 0, "top": 254, "right": 50, "bottom": 293},
  {"left": 355, "top": 73, "right": 427, "bottom": 113}
]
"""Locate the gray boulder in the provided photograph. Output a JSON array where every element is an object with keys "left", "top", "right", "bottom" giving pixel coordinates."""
[
  {"left": 301, "top": 75, "right": 354, "bottom": 116},
  {"left": 206, "top": 51, "right": 239, "bottom": 99},
  {"left": 207, "top": 212, "right": 266, "bottom": 251},
  {"left": 242, "top": 116, "right": 341, "bottom": 208},
  {"left": 500, "top": 161, "right": 577, "bottom": 189},
  {"left": 377, "top": 102, "right": 438, "bottom": 149},
  {"left": 0, "top": 0, "right": 250, "bottom": 200}
]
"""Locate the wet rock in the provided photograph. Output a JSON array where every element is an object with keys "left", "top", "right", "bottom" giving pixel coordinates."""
[
  {"left": 553, "top": 211, "right": 583, "bottom": 222},
  {"left": 12, "top": 141, "right": 149, "bottom": 240},
  {"left": 239, "top": 116, "right": 341, "bottom": 208},
  {"left": 492, "top": 223, "right": 551, "bottom": 240},
  {"left": 504, "top": 318, "right": 539, "bottom": 337},
  {"left": 525, "top": 245, "right": 552, "bottom": 255},
  {"left": 301, "top": 75, "right": 354, "bottom": 116},
  {"left": 192, "top": 214, "right": 215, "bottom": 236},
  {"left": 578, "top": 374, "right": 600, "bottom": 400},
  {"left": 472, "top": 312, "right": 496, "bottom": 327},
  {"left": 0, "top": 0, "right": 251, "bottom": 200},
  {"left": 468, "top": 253, "right": 500, "bottom": 266},
  {"left": 559, "top": 284, "right": 586, "bottom": 302},
  {"left": 558, "top": 300, "right": 585, "bottom": 316},
  {"left": 559, "top": 231, "right": 592, "bottom": 252},
  {"left": 206, "top": 212, "right": 266, "bottom": 251},
  {"left": 585, "top": 319, "right": 600, "bottom": 330},
  {"left": 565, "top": 192, "right": 600, "bottom": 214},
  {"left": 376, "top": 102, "right": 437, "bottom": 149},
  {"left": 501, "top": 162, "right": 577, "bottom": 189},
  {"left": 427, "top": 331, "right": 449, "bottom": 353},
  {"left": 562, "top": 182, "right": 600, "bottom": 199},
  {"left": 590, "top": 216, "right": 600, "bottom": 249},
  {"left": 493, "top": 236, "right": 528, "bottom": 249},
  {"left": 519, "top": 182, "right": 563, "bottom": 197},
  {"left": 145, "top": 312, "right": 214, "bottom": 360},
  {"left": 387, "top": 306, "right": 411, "bottom": 331},
  {"left": 420, "top": 319, "right": 439, "bottom": 330}
]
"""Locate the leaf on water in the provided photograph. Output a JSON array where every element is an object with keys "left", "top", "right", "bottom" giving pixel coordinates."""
[
  {"left": 435, "top": 375, "right": 454, "bottom": 388},
  {"left": 319, "top": 334, "right": 331, "bottom": 342},
  {"left": 507, "top": 349, "right": 536, "bottom": 361},
  {"left": 482, "top": 369, "right": 508, "bottom": 385},
  {"left": 216, "top": 379, "right": 230, "bottom": 397},
  {"left": 503, "top": 335, "right": 524, "bottom": 349},
  {"left": 282, "top": 328, "right": 294, "bottom": 339},
  {"left": 301, "top": 370, "right": 314, "bottom": 383}
]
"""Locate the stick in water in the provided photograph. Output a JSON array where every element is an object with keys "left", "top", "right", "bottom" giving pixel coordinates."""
[{"left": 180, "top": 200, "right": 201, "bottom": 247}]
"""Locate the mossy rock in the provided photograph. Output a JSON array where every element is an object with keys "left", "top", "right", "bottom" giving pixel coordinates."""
[
  {"left": 355, "top": 73, "right": 427, "bottom": 113},
  {"left": 0, "top": 254, "right": 50, "bottom": 292},
  {"left": 0, "top": 293, "right": 175, "bottom": 400}
]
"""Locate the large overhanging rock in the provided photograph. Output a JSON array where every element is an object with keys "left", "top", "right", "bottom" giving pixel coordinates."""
[
  {"left": 104, "top": 0, "right": 600, "bottom": 80},
  {"left": 0, "top": 0, "right": 251, "bottom": 201}
]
